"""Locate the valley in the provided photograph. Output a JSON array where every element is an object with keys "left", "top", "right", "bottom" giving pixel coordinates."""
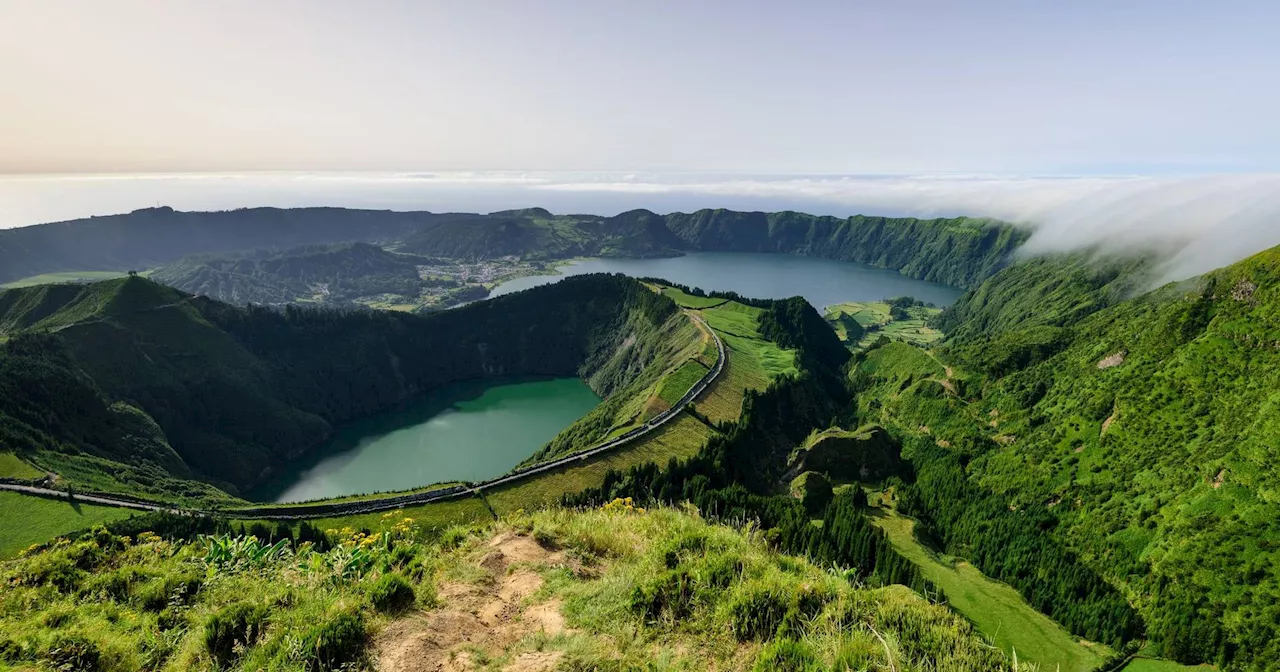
[{"left": 0, "top": 205, "right": 1266, "bottom": 672}]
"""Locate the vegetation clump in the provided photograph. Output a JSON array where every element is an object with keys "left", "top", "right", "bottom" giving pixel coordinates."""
[{"left": 368, "top": 573, "right": 415, "bottom": 614}]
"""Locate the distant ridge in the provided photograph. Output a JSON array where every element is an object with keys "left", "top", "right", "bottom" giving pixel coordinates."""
[{"left": 0, "top": 206, "right": 1025, "bottom": 287}]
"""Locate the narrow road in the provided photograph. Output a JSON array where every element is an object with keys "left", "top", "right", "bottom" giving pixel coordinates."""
[{"left": 1, "top": 310, "right": 727, "bottom": 521}]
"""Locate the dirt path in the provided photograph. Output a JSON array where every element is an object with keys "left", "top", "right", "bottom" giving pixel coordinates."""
[{"left": 376, "top": 533, "right": 573, "bottom": 672}]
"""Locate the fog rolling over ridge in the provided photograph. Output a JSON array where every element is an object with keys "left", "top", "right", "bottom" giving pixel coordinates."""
[{"left": 3, "top": 172, "right": 1280, "bottom": 282}]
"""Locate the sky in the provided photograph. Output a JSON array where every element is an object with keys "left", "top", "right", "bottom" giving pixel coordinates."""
[
  {"left": 3, "top": 1, "right": 1280, "bottom": 280},
  {"left": 3, "top": 0, "right": 1279, "bottom": 175}
]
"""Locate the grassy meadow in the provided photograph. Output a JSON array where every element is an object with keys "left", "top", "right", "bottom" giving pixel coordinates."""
[
  {"left": 0, "top": 270, "right": 132, "bottom": 289},
  {"left": 0, "top": 452, "right": 43, "bottom": 479},
  {"left": 0, "top": 491, "right": 136, "bottom": 559},
  {"left": 868, "top": 503, "right": 1108, "bottom": 672}
]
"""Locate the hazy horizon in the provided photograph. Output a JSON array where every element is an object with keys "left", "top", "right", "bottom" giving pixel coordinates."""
[{"left": 3, "top": 1, "right": 1278, "bottom": 175}]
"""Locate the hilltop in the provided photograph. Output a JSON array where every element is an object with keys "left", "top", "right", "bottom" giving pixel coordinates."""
[
  {"left": 0, "top": 503, "right": 1009, "bottom": 672},
  {"left": 0, "top": 206, "right": 1023, "bottom": 289}
]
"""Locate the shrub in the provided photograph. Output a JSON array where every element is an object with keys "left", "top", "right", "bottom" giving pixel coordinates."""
[
  {"left": 369, "top": 574, "right": 416, "bottom": 614},
  {"left": 753, "top": 639, "right": 823, "bottom": 672},
  {"left": 83, "top": 567, "right": 145, "bottom": 601},
  {"left": 0, "top": 639, "right": 27, "bottom": 663},
  {"left": 136, "top": 573, "right": 203, "bottom": 612},
  {"left": 724, "top": 581, "right": 790, "bottom": 641},
  {"left": 302, "top": 607, "right": 366, "bottom": 671},
  {"left": 631, "top": 569, "right": 695, "bottom": 623},
  {"left": 42, "top": 607, "right": 74, "bottom": 628},
  {"left": 41, "top": 634, "right": 102, "bottom": 672},
  {"left": 204, "top": 602, "right": 269, "bottom": 666}
]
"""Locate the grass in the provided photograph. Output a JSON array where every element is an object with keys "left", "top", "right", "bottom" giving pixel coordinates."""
[
  {"left": 485, "top": 413, "right": 714, "bottom": 515},
  {"left": 660, "top": 286, "right": 728, "bottom": 309},
  {"left": 869, "top": 504, "right": 1108, "bottom": 672},
  {"left": 825, "top": 301, "right": 944, "bottom": 350},
  {"left": 0, "top": 491, "right": 136, "bottom": 558},
  {"left": 1122, "top": 658, "right": 1213, "bottom": 671},
  {"left": 0, "top": 502, "right": 1009, "bottom": 672},
  {"left": 220, "top": 482, "right": 466, "bottom": 512},
  {"left": 0, "top": 452, "right": 43, "bottom": 479},
  {"left": 0, "top": 270, "right": 132, "bottom": 289},
  {"left": 694, "top": 301, "right": 798, "bottom": 425},
  {"left": 306, "top": 493, "right": 494, "bottom": 534},
  {"left": 656, "top": 360, "right": 709, "bottom": 406}
]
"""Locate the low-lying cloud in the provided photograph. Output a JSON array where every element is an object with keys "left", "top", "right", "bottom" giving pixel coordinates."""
[
  {"left": 537, "top": 173, "right": 1280, "bottom": 282},
  {"left": 4, "top": 172, "right": 1280, "bottom": 282}
]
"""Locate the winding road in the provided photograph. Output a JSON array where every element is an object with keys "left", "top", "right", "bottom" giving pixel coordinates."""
[{"left": 1, "top": 310, "right": 727, "bottom": 521}]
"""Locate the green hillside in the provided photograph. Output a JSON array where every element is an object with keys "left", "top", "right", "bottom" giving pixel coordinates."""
[
  {"left": 0, "top": 275, "right": 697, "bottom": 501},
  {"left": 664, "top": 209, "right": 1026, "bottom": 287},
  {"left": 150, "top": 243, "right": 430, "bottom": 305},
  {"left": 854, "top": 247, "right": 1280, "bottom": 669},
  {"left": 398, "top": 207, "right": 687, "bottom": 260}
]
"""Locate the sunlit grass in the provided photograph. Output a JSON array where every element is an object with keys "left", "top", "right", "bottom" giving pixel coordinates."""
[{"left": 0, "top": 491, "right": 135, "bottom": 558}]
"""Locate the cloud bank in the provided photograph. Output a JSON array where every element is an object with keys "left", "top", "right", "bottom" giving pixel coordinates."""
[
  {"left": 536, "top": 173, "right": 1280, "bottom": 281},
  {"left": 4, "top": 172, "right": 1279, "bottom": 282}
]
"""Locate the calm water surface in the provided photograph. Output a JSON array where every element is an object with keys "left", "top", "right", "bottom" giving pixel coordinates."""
[
  {"left": 491, "top": 252, "right": 964, "bottom": 308},
  {"left": 254, "top": 378, "right": 599, "bottom": 503}
]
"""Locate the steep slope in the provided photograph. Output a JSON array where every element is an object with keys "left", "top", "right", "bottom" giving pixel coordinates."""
[
  {"left": 0, "top": 275, "right": 693, "bottom": 500},
  {"left": 665, "top": 209, "right": 1026, "bottom": 287},
  {"left": 860, "top": 246, "right": 1280, "bottom": 669}
]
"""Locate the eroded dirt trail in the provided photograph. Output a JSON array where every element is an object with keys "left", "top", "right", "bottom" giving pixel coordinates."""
[{"left": 376, "top": 533, "right": 572, "bottom": 672}]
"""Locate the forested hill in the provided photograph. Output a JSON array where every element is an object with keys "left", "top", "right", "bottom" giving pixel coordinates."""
[
  {"left": 868, "top": 246, "right": 1280, "bottom": 667},
  {"left": 0, "top": 274, "right": 682, "bottom": 499},
  {"left": 150, "top": 242, "right": 432, "bottom": 305},
  {"left": 0, "top": 206, "right": 1023, "bottom": 287}
]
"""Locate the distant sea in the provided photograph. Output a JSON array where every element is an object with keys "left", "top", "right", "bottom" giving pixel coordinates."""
[{"left": 0, "top": 171, "right": 954, "bottom": 229}]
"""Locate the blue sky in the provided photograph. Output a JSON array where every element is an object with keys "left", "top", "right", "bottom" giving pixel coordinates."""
[{"left": 2, "top": 0, "right": 1277, "bottom": 174}]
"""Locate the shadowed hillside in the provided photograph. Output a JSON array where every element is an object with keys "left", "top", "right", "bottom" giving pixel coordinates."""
[{"left": 0, "top": 274, "right": 693, "bottom": 500}]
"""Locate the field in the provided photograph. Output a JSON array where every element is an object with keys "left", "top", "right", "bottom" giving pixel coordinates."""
[
  {"left": 869, "top": 504, "right": 1109, "bottom": 672},
  {"left": 485, "top": 412, "right": 714, "bottom": 514},
  {"left": 307, "top": 492, "right": 495, "bottom": 534},
  {"left": 655, "top": 359, "right": 709, "bottom": 405},
  {"left": 0, "top": 452, "right": 43, "bottom": 479},
  {"left": 658, "top": 285, "right": 729, "bottom": 308},
  {"left": 694, "top": 301, "right": 797, "bottom": 424},
  {"left": 221, "top": 482, "right": 466, "bottom": 513},
  {"left": 825, "top": 301, "right": 944, "bottom": 350},
  {"left": 1122, "top": 658, "right": 1213, "bottom": 671},
  {"left": 0, "top": 270, "right": 132, "bottom": 289},
  {"left": 0, "top": 491, "right": 136, "bottom": 558}
]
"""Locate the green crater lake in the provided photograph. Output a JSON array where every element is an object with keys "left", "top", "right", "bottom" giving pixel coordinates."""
[{"left": 253, "top": 378, "right": 600, "bottom": 503}]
